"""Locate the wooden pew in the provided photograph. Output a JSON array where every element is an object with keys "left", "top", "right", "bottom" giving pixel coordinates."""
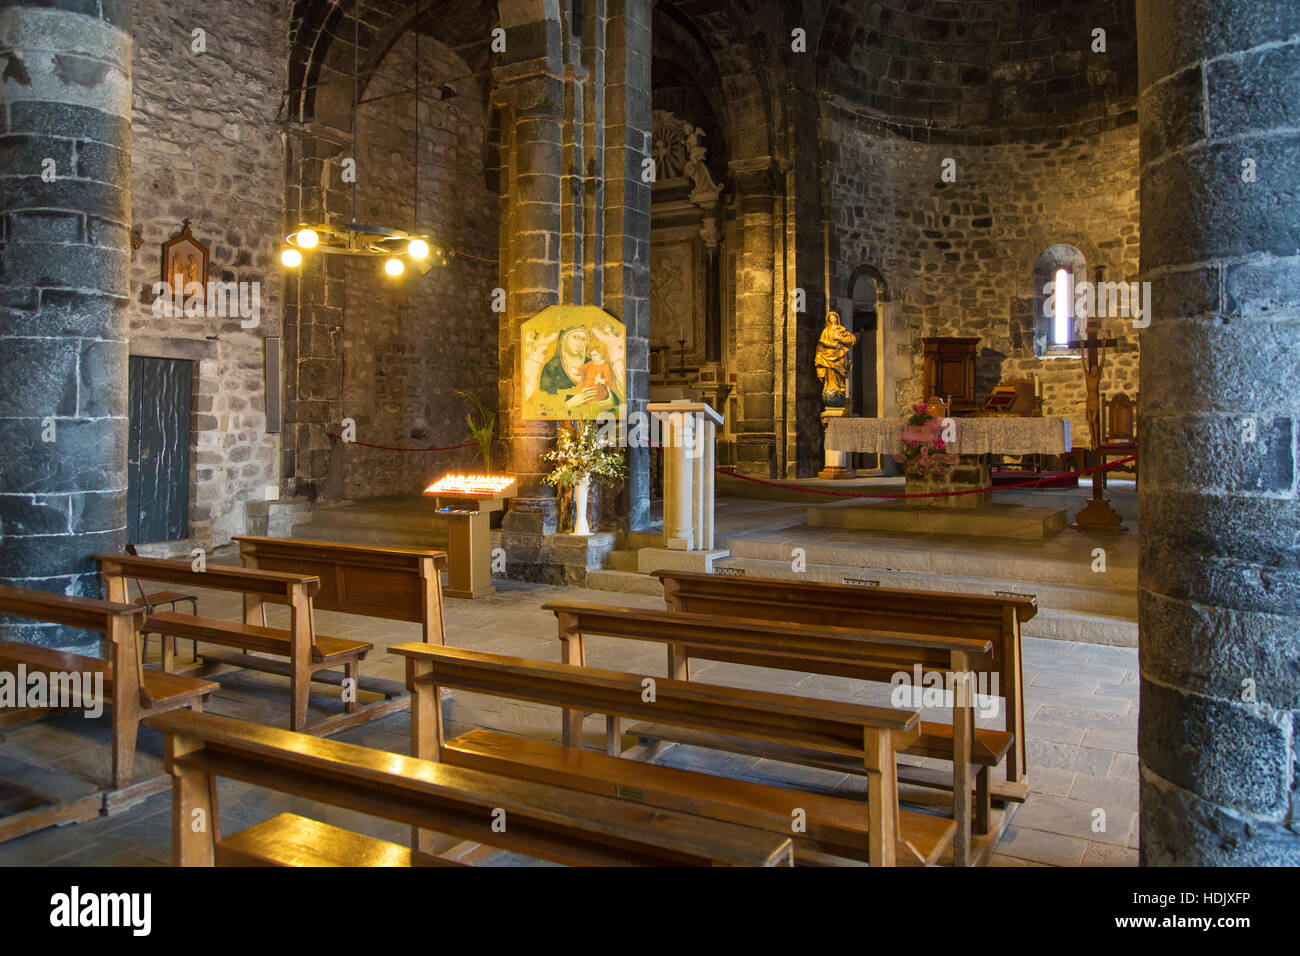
[
  {"left": 653, "top": 569, "right": 1034, "bottom": 797},
  {"left": 0, "top": 585, "right": 216, "bottom": 796},
  {"left": 539, "top": 602, "right": 1002, "bottom": 866},
  {"left": 232, "top": 536, "right": 447, "bottom": 644},
  {"left": 147, "top": 709, "right": 793, "bottom": 867},
  {"left": 389, "top": 642, "right": 935, "bottom": 866},
  {"left": 95, "top": 554, "right": 383, "bottom": 735}
]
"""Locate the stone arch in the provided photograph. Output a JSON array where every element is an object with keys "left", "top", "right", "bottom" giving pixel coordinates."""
[
  {"left": 846, "top": 262, "right": 890, "bottom": 302},
  {"left": 280, "top": 0, "right": 503, "bottom": 500}
]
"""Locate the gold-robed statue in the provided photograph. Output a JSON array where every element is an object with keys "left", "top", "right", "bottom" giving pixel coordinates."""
[{"left": 815, "top": 311, "right": 857, "bottom": 408}]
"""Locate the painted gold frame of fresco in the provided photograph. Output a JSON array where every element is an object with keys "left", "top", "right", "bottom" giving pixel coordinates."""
[{"left": 521, "top": 305, "right": 627, "bottom": 421}]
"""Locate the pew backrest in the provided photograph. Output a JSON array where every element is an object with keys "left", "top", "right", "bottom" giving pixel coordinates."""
[
  {"left": 390, "top": 642, "right": 919, "bottom": 764},
  {"left": 651, "top": 569, "right": 1031, "bottom": 786},
  {"left": 233, "top": 536, "right": 447, "bottom": 643},
  {"left": 539, "top": 601, "right": 994, "bottom": 684}
]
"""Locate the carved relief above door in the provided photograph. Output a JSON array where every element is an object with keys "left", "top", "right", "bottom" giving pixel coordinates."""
[{"left": 650, "top": 238, "right": 703, "bottom": 362}]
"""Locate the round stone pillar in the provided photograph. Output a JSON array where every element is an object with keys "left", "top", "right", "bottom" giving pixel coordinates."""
[
  {"left": 1137, "top": 2, "right": 1300, "bottom": 863},
  {"left": 0, "top": 1, "right": 132, "bottom": 648}
]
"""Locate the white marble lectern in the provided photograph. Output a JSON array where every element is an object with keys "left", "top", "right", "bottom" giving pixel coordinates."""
[{"left": 648, "top": 400, "right": 723, "bottom": 551}]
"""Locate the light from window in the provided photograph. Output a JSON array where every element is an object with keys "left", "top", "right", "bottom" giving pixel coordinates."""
[{"left": 1053, "top": 267, "right": 1072, "bottom": 346}]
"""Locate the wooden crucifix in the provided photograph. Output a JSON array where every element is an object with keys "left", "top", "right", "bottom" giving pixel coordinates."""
[
  {"left": 1068, "top": 317, "right": 1125, "bottom": 532},
  {"left": 1068, "top": 318, "right": 1119, "bottom": 451}
]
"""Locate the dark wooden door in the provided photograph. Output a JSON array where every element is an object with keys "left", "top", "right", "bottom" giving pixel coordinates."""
[
  {"left": 850, "top": 310, "right": 879, "bottom": 471},
  {"left": 127, "top": 356, "right": 192, "bottom": 544}
]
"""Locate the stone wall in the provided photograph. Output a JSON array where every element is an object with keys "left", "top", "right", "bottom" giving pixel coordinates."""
[
  {"left": 335, "top": 32, "right": 500, "bottom": 499},
  {"left": 127, "top": 0, "right": 287, "bottom": 549},
  {"left": 825, "top": 107, "right": 1141, "bottom": 449}
]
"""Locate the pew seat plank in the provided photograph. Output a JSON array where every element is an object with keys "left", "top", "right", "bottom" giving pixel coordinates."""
[
  {"left": 150, "top": 710, "right": 794, "bottom": 867},
  {"left": 624, "top": 720, "right": 1025, "bottom": 806},
  {"left": 0, "top": 641, "right": 216, "bottom": 710},
  {"left": 215, "top": 813, "right": 464, "bottom": 867},
  {"left": 446, "top": 728, "right": 954, "bottom": 866},
  {"left": 144, "top": 613, "right": 370, "bottom": 664}
]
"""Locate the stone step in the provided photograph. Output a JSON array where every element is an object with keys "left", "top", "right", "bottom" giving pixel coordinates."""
[
  {"left": 622, "top": 530, "right": 664, "bottom": 550},
  {"left": 288, "top": 519, "right": 449, "bottom": 551},
  {"left": 723, "top": 537, "right": 1136, "bottom": 589},
  {"left": 305, "top": 503, "right": 448, "bottom": 530},
  {"left": 806, "top": 501, "right": 1068, "bottom": 539},
  {"left": 604, "top": 549, "right": 641, "bottom": 572},
  {"left": 585, "top": 569, "right": 667, "bottom": 596},
  {"left": 1025, "top": 609, "right": 1138, "bottom": 647},
  {"left": 709, "top": 556, "right": 1137, "bottom": 617}
]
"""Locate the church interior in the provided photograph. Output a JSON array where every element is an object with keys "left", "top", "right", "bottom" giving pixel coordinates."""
[{"left": 0, "top": 0, "right": 1296, "bottom": 878}]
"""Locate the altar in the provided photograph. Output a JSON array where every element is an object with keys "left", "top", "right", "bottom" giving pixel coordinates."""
[{"left": 825, "top": 416, "right": 1072, "bottom": 508}]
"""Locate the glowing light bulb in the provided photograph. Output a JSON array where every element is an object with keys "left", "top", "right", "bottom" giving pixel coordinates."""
[
  {"left": 384, "top": 257, "right": 405, "bottom": 276},
  {"left": 296, "top": 228, "right": 319, "bottom": 249},
  {"left": 407, "top": 238, "right": 429, "bottom": 259},
  {"left": 281, "top": 248, "right": 303, "bottom": 268}
]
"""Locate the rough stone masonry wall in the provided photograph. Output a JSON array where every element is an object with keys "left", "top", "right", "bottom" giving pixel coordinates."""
[
  {"left": 826, "top": 110, "right": 1140, "bottom": 448},
  {"left": 335, "top": 32, "right": 499, "bottom": 499},
  {"left": 127, "top": 0, "right": 286, "bottom": 549}
]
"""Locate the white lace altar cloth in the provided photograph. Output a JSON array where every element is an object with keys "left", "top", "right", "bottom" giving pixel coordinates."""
[{"left": 825, "top": 416, "right": 1072, "bottom": 457}]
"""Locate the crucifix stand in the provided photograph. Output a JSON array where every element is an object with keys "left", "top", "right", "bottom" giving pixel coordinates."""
[{"left": 1068, "top": 319, "right": 1125, "bottom": 533}]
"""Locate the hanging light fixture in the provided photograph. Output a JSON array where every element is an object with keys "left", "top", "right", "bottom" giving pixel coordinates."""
[{"left": 281, "top": 0, "right": 437, "bottom": 274}]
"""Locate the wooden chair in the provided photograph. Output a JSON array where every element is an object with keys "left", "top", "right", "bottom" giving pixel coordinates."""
[
  {"left": 147, "top": 709, "right": 793, "bottom": 867},
  {"left": 924, "top": 395, "right": 950, "bottom": 417},
  {"left": 1099, "top": 392, "right": 1138, "bottom": 484},
  {"left": 652, "top": 570, "right": 1034, "bottom": 800},
  {"left": 994, "top": 379, "right": 1037, "bottom": 417},
  {"left": 231, "top": 536, "right": 447, "bottom": 644},
  {"left": 0, "top": 585, "right": 216, "bottom": 797},
  {"left": 538, "top": 602, "right": 1002, "bottom": 865},
  {"left": 125, "top": 545, "right": 199, "bottom": 662},
  {"left": 391, "top": 642, "right": 933, "bottom": 867},
  {"left": 95, "top": 554, "right": 391, "bottom": 735}
]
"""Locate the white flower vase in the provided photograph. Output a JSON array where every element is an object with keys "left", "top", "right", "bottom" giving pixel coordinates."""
[{"left": 573, "top": 476, "right": 592, "bottom": 536}]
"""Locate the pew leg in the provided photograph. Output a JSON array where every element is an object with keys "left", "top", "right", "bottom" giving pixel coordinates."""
[
  {"left": 863, "top": 730, "right": 898, "bottom": 867},
  {"left": 162, "top": 634, "right": 175, "bottom": 674},
  {"left": 111, "top": 664, "right": 140, "bottom": 792},
  {"left": 975, "top": 766, "right": 991, "bottom": 835},
  {"left": 408, "top": 661, "right": 440, "bottom": 856},
  {"left": 605, "top": 716, "right": 622, "bottom": 757},
  {"left": 171, "top": 753, "right": 217, "bottom": 866},
  {"left": 344, "top": 658, "right": 359, "bottom": 713},
  {"left": 290, "top": 663, "right": 311, "bottom": 732},
  {"left": 111, "top": 712, "right": 139, "bottom": 791}
]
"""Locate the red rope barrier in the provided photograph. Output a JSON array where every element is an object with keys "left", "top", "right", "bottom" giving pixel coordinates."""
[
  {"left": 326, "top": 433, "right": 500, "bottom": 453},
  {"left": 715, "top": 455, "right": 1139, "bottom": 500}
]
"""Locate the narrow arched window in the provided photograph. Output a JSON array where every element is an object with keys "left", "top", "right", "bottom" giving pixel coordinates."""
[{"left": 1032, "top": 245, "right": 1086, "bottom": 357}]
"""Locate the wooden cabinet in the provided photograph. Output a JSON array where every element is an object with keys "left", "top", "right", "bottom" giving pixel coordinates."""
[{"left": 922, "top": 337, "right": 980, "bottom": 416}]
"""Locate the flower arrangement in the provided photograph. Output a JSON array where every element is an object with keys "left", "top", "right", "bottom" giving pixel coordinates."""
[
  {"left": 894, "top": 401, "right": 960, "bottom": 479},
  {"left": 543, "top": 421, "right": 627, "bottom": 490},
  {"left": 544, "top": 421, "right": 626, "bottom": 536}
]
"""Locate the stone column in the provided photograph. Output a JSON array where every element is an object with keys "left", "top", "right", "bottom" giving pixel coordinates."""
[
  {"left": 600, "top": 0, "right": 652, "bottom": 531},
  {"left": 0, "top": 1, "right": 132, "bottom": 649},
  {"left": 1137, "top": 0, "right": 1300, "bottom": 864},
  {"left": 493, "top": 7, "right": 567, "bottom": 576},
  {"left": 729, "top": 157, "right": 778, "bottom": 476}
]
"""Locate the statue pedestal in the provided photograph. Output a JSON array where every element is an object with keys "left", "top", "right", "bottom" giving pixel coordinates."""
[{"left": 819, "top": 408, "right": 854, "bottom": 480}]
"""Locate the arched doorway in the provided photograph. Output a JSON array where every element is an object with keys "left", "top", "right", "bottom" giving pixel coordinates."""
[{"left": 848, "top": 266, "right": 887, "bottom": 473}]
